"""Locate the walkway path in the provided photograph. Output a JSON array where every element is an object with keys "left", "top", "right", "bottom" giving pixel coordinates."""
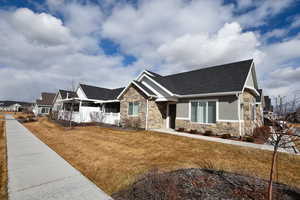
[
  {"left": 5, "top": 114, "right": 112, "bottom": 200},
  {"left": 153, "top": 128, "right": 299, "bottom": 155}
]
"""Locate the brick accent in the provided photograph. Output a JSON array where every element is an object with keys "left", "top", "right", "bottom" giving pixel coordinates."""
[{"left": 176, "top": 120, "right": 240, "bottom": 136}]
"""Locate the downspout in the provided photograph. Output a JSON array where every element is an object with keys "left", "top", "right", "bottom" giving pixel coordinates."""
[
  {"left": 146, "top": 98, "right": 149, "bottom": 130},
  {"left": 79, "top": 100, "right": 82, "bottom": 123},
  {"left": 237, "top": 93, "right": 242, "bottom": 136}
]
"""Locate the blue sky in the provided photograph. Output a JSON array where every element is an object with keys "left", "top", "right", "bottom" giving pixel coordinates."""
[{"left": 0, "top": 0, "right": 299, "bottom": 101}]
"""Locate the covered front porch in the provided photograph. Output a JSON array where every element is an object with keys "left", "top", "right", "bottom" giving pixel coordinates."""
[{"left": 55, "top": 98, "right": 121, "bottom": 125}]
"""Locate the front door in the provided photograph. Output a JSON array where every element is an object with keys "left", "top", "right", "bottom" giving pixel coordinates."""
[{"left": 169, "top": 104, "right": 176, "bottom": 129}]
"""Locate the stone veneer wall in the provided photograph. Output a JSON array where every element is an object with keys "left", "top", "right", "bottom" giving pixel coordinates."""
[
  {"left": 242, "top": 90, "right": 263, "bottom": 135},
  {"left": 120, "top": 85, "right": 147, "bottom": 129},
  {"left": 147, "top": 101, "right": 167, "bottom": 129},
  {"left": 175, "top": 120, "right": 240, "bottom": 136},
  {"left": 119, "top": 85, "right": 167, "bottom": 129}
]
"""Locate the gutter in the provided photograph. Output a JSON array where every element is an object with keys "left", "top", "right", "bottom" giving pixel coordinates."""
[{"left": 174, "top": 91, "right": 241, "bottom": 98}]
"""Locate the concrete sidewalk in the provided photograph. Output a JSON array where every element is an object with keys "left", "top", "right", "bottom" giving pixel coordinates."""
[
  {"left": 153, "top": 128, "right": 299, "bottom": 155},
  {"left": 5, "top": 114, "right": 112, "bottom": 200}
]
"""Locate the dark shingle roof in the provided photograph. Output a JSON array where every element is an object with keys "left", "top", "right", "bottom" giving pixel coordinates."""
[
  {"left": 148, "top": 59, "right": 253, "bottom": 95},
  {"left": 133, "top": 81, "right": 156, "bottom": 96},
  {"left": 80, "top": 84, "right": 124, "bottom": 100},
  {"left": 59, "top": 90, "right": 78, "bottom": 99},
  {"left": 36, "top": 93, "right": 56, "bottom": 105},
  {"left": 0, "top": 101, "right": 33, "bottom": 107}
]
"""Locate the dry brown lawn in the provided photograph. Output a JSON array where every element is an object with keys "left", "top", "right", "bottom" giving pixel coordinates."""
[
  {"left": 23, "top": 117, "right": 300, "bottom": 195},
  {"left": 0, "top": 114, "right": 8, "bottom": 200}
]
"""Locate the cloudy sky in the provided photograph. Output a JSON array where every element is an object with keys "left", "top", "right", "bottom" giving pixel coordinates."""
[{"left": 0, "top": 0, "right": 299, "bottom": 102}]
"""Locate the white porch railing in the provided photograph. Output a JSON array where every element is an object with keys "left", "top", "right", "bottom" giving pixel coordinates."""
[
  {"left": 57, "top": 110, "right": 120, "bottom": 125},
  {"left": 90, "top": 112, "right": 120, "bottom": 125},
  {"left": 58, "top": 110, "right": 80, "bottom": 122}
]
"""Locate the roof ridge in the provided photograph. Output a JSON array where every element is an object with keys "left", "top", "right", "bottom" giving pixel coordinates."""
[
  {"left": 80, "top": 83, "right": 121, "bottom": 91},
  {"left": 163, "top": 59, "right": 253, "bottom": 78}
]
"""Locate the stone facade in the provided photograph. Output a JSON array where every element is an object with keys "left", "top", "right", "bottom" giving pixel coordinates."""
[
  {"left": 242, "top": 90, "right": 263, "bottom": 135},
  {"left": 119, "top": 85, "right": 167, "bottom": 129},
  {"left": 120, "top": 85, "right": 147, "bottom": 129},
  {"left": 147, "top": 101, "right": 167, "bottom": 129},
  {"left": 176, "top": 120, "right": 240, "bottom": 136}
]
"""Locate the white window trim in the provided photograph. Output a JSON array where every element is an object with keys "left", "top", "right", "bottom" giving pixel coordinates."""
[
  {"left": 189, "top": 99, "right": 219, "bottom": 125},
  {"left": 176, "top": 117, "right": 190, "bottom": 120},
  {"left": 128, "top": 102, "right": 139, "bottom": 117},
  {"left": 137, "top": 74, "right": 174, "bottom": 96}
]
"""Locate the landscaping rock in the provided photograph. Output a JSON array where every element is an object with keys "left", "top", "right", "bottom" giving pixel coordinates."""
[{"left": 112, "top": 168, "right": 300, "bottom": 200}]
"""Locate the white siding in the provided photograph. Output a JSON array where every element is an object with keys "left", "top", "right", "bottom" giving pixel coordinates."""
[
  {"left": 76, "top": 87, "right": 86, "bottom": 99},
  {"left": 245, "top": 70, "right": 255, "bottom": 88},
  {"left": 140, "top": 76, "right": 170, "bottom": 97}
]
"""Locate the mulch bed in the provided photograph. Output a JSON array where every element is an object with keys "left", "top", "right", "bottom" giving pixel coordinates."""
[{"left": 112, "top": 168, "right": 300, "bottom": 200}]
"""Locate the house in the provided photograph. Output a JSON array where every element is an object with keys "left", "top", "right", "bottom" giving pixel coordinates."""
[
  {"left": 263, "top": 96, "right": 273, "bottom": 119},
  {"left": 33, "top": 92, "right": 56, "bottom": 116},
  {"left": 52, "top": 84, "right": 124, "bottom": 124},
  {"left": 117, "top": 59, "right": 263, "bottom": 136},
  {"left": 0, "top": 101, "right": 33, "bottom": 112}
]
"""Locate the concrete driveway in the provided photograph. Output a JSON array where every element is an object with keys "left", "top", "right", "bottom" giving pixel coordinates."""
[{"left": 5, "top": 114, "right": 112, "bottom": 200}]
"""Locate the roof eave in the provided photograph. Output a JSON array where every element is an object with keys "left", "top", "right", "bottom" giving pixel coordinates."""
[{"left": 175, "top": 91, "right": 241, "bottom": 98}]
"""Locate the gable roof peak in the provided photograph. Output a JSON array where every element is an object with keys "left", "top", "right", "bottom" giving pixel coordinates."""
[{"left": 164, "top": 59, "right": 253, "bottom": 78}]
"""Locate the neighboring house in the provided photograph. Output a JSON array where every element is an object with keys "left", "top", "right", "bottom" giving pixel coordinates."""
[
  {"left": 33, "top": 93, "right": 56, "bottom": 116},
  {"left": 0, "top": 101, "right": 33, "bottom": 112},
  {"left": 263, "top": 96, "right": 273, "bottom": 119},
  {"left": 52, "top": 84, "right": 124, "bottom": 124},
  {"left": 117, "top": 59, "right": 263, "bottom": 136}
]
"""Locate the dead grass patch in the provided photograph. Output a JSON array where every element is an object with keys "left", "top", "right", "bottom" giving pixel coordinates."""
[
  {"left": 23, "top": 117, "right": 300, "bottom": 194},
  {"left": 0, "top": 114, "right": 8, "bottom": 200}
]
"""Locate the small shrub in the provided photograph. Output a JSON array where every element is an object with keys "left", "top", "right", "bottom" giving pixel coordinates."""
[
  {"left": 189, "top": 129, "right": 198, "bottom": 134},
  {"left": 221, "top": 134, "right": 231, "bottom": 139},
  {"left": 244, "top": 136, "right": 255, "bottom": 143},
  {"left": 203, "top": 130, "right": 213, "bottom": 136},
  {"left": 253, "top": 126, "right": 271, "bottom": 142},
  {"left": 176, "top": 128, "right": 185, "bottom": 132}
]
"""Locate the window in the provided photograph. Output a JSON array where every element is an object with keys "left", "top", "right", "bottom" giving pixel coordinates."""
[
  {"left": 128, "top": 102, "right": 139, "bottom": 116},
  {"left": 41, "top": 107, "right": 49, "bottom": 114},
  {"left": 191, "top": 101, "right": 216, "bottom": 123},
  {"left": 105, "top": 103, "right": 120, "bottom": 113}
]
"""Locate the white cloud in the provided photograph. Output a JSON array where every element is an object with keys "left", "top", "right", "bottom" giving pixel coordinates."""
[
  {"left": 0, "top": 7, "right": 136, "bottom": 101},
  {"left": 291, "top": 15, "right": 300, "bottom": 28},
  {"left": 102, "top": 0, "right": 233, "bottom": 63},
  {"left": 237, "top": 0, "right": 294, "bottom": 27},
  {"left": 0, "top": 0, "right": 298, "bottom": 101},
  {"left": 9, "top": 8, "right": 72, "bottom": 46},
  {"left": 157, "top": 22, "right": 263, "bottom": 71},
  {"left": 270, "top": 67, "right": 300, "bottom": 82}
]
